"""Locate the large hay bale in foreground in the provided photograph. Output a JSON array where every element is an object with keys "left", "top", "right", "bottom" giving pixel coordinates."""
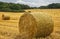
[{"left": 19, "top": 12, "right": 54, "bottom": 39}]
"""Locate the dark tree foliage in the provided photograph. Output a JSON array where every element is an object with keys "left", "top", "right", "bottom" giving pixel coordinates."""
[
  {"left": 48, "top": 3, "right": 60, "bottom": 9},
  {"left": 0, "top": 2, "right": 31, "bottom": 12},
  {"left": 39, "top": 3, "right": 60, "bottom": 9}
]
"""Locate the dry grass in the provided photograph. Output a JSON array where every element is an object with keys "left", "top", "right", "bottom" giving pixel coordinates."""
[{"left": 0, "top": 9, "right": 60, "bottom": 39}]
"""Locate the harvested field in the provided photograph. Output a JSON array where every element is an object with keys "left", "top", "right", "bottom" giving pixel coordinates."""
[{"left": 0, "top": 9, "right": 60, "bottom": 39}]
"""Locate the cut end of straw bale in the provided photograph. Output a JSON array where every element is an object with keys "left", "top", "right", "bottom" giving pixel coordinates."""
[
  {"left": 19, "top": 13, "right": 54, "bottom": 38},
  {"left": 19, "top": 13, "right": 37, "bottom": 38}
]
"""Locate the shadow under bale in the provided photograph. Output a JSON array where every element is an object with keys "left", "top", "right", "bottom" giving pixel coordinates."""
[
  {"left": 2, "top": 14, "right": 10, "bottom": 20},
  {"left": 18, "top": 12, "right": 54, "bottom": 39}
]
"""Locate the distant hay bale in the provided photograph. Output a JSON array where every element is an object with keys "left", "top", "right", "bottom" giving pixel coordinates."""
[
  {"left": 19, "top": 12, "right": 54, "bottom": 39},
  {"left": 2, "top": 14, "right": 10, "bottom": 20},
  {"left": 28, "top": 11, "right": 31, "bottom": 13}
]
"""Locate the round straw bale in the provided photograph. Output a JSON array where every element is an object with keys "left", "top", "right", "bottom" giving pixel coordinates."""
[
  {"left": 19, "top": 12, "right": 54, "bottom": 39},
  {"left": 2, "top": 14, "right": 10, "bottom": 20}
]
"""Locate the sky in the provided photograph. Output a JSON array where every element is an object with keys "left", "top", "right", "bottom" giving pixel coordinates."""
[{"left": 0, "top": 0, "right": 60, "bottom": 7}]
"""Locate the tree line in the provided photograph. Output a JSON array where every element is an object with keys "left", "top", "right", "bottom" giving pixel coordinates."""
[
  {"left": 39, "top": 3, "right": 60, "bottom": 9},
  {"left": 0, "top": 2, "right": 30, "bottom": 12},
  {"left": 0, "top": 2, "right": 60, "bottom": 12}
]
